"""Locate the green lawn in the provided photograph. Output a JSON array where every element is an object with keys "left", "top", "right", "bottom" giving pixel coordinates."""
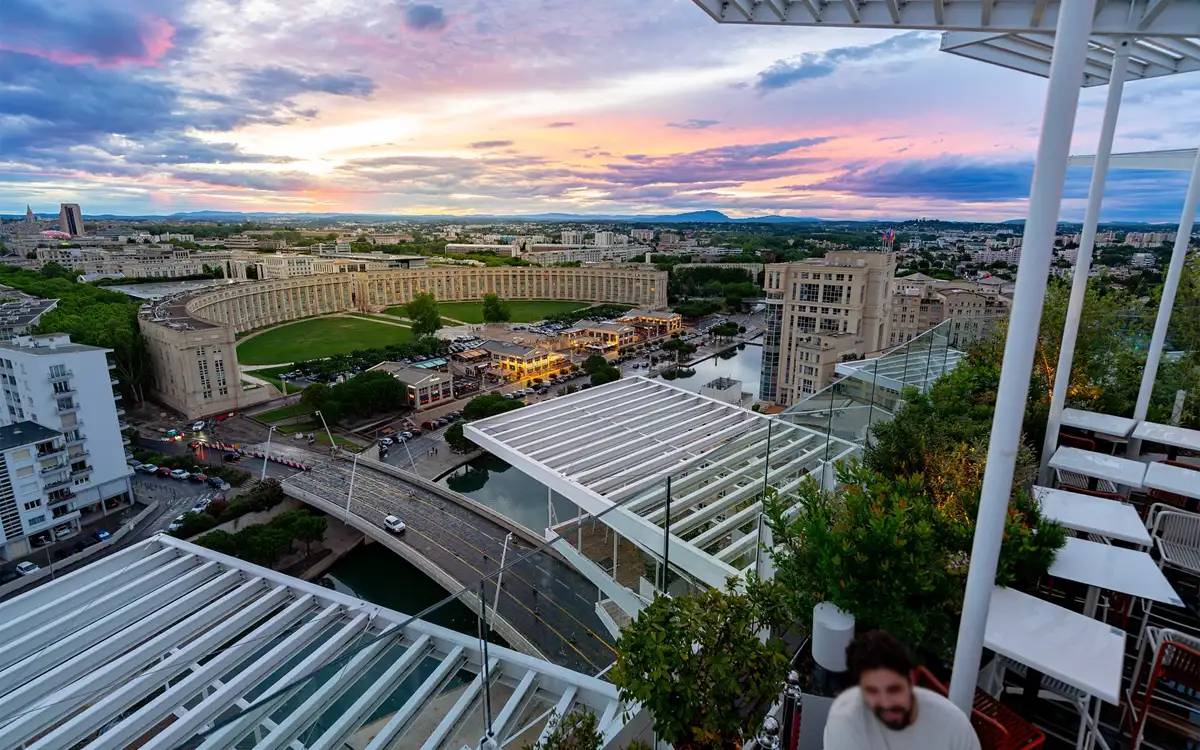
[
  {"left": 237, "top": 316, "right": 413, "bottom": 365},
  {"left": 424, "top": 300, "right": 594, "bottom": 324},
  {"left": 256, "top": 402, "right": 312, "bottom": 423}
]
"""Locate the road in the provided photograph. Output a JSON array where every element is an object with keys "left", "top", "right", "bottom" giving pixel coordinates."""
[{"left": 284, "top": 461, "right": 617, "bottom": 674}]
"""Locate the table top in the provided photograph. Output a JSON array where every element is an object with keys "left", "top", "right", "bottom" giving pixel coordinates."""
[
  {"left": 1133, "top": 421, "right": 1200, "bottom": 452},
  {"left": 1049, "top": 446, "right": 1148, "bottom": 488},
  {"left": 1061, "top": 408, "right": 1138, "bottom": 438},
  {"left": 986, "top": 586, "right": 1125, "bottom": 704},
  {"left": 1143, "top": 462, "right": 1200, "bottom": 500},
  {"left": 1049, "top": 537, "right": 1184, "bottom": 608},
  {"left": 1033, "top": 486, "right": 1152, "bottom": 546}
]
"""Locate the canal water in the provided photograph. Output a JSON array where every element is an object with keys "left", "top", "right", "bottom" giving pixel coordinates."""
[
  {"left": 669, "top": 342, "right": 763, "bottom": 400},
  {"left": 437, "top": 343, "right": 765, "bottom": 532}
]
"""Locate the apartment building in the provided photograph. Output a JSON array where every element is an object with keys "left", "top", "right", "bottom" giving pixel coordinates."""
[
  {"left": 0, "top": 299, "right": 58, "bottom": 341},
  {"left": 523, "top": 244, "right": 642, "bottom": 265},
  {"left": 594, "top": 231, "right": 615, "bottom": 246},
  {"left": 888, "top": 274, "right": 1012, "bottom": 349},
  {"left": 560, "top": 231, "right": 585, "bottom": 245},
  {"left": 760, "top": 251, "right": 895, "bottom": 406},
  {"left": 0, "top": 334, "right": 133, "bottom": 558},
  {"left": 630, "top": 228, "right": 654, "bottom": 242},
  {"left": 58, "top": 204, "right": 83, "bottom": 236},
  {"left": 35, "top": 246, "right": 232, "bottom": 279}
]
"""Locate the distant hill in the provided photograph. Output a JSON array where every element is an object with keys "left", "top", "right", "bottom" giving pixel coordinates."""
[{"left": 74, "top": 209, "right": 824, "bottom": 223}]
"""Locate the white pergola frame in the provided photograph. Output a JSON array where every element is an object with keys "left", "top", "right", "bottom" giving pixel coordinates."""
[
  {"left": 690, "top": 0, "right": 1200, "bottom": 714},
  {"left": 466, "top": 378, "right": 857, "bottom": 588},
  {"left": 0, "top": 537, "right": 629, "bottom": 750}
]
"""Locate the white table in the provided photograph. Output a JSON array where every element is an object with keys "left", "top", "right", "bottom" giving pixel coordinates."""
[
  {"left": 1143, "top": 461, "right": 1200, "bottom": 501},
  {"left": 1132, "top": 421, "right": 1200, "bottom": 459},
  {"left": 985, "top": 586, "right": 1125, "bottom": 705},
  {"left": 1033, "top": 486, "right": 1152, "bottom": 546},
  {"left": 1049, "top": 537, "right": 1184, "bottom": 614},
  {"left": 1049, "top": 446, "right": 1148, "bottom": 489},
  {"left": 1061, "top": 408, "right": 1138, "bottom": 438}
]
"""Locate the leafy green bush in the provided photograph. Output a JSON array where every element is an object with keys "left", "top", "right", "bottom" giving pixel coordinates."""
[
  {"left": 612, "top": 585, "right": 789, "bottom": 749},
  {"left": 195, "top": 508, "right": 327, "bottom": 567},
  {"left": 528, "top": 709, "right": 602, "bottom": 750}
]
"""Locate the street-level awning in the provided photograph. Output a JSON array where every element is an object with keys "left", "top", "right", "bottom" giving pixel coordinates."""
[{"left": 467, "top": 377, "right": 858, "bottom": 588}]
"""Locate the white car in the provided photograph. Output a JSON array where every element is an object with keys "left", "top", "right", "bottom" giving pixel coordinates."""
[
  {"left": 170, "top": 469, "right": 190, "bottom": 480},
  {"left": 15, "top": 561, "right": 40, "bottom": 576},
  {"left": 382, "top": 515, "right": 406, "bottom": 534},
  {"left": 192, "top": 421, "right": 205, "bottom": 431},
  {"left": 167, "top": 514, "right": 186, "bottom": 532}
]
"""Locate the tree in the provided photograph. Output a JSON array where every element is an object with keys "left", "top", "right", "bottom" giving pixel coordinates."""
[
  {"left": 481, "top": 293, "right": 511, "bottom": 323},
  {"left": 444, "top": 421, "right": 474, "bottom": 452},
  {"left": 463, "top": 393, "right": 524, "bottom": 420},
  {"left": 291, "top": 513, "right": 327, "bottom": 554},
  {"left": 661, "top": 338, "right": 697, "bottom": 367},
  {"left": 611, "top": 585, "right": 789, "bottom": 749},
  {"left": 405, "top": 293, "right": 442, "bottom": 337},
  {"left": 301, "top": 382, "right": 332, "bottom": 410},
  {"left": 590, "top": 366, "right": 621, "bottom": 387},
  {"left": 581, "top": 355, "right": 608, "bottom": 375},
  {"left": 529, "top": 709, "right": 603, "bottom": 750}
]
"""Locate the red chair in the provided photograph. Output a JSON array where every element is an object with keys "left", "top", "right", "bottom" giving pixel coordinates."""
[
  {"left": 1058, "top": 432, "right": 1097, "bottom": 452},
  {"left": 913, "top": 667, "right": 1046, "bottom": 750},
  {"left": 1062, "top": 487, "right": 1125, "bottom": 501},
  {"left": 1129, "top": 639, "right": 1200, "bottom": 749},
  {"left": 1148, "top": 460, "right": 1200, "bottom": 513}
]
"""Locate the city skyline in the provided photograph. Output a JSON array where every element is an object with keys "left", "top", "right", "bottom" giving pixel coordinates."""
[{"left": 5, "top": 1, "right": 1200, "bottom": 221}]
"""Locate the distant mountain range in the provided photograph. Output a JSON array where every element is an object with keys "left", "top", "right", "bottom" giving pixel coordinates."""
[{"left": 12, "top": 209, "right": 825, "bottom": 224}]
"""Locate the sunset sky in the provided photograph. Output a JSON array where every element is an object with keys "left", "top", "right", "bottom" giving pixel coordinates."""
[{"left": 4, "top": 0, "right": 1200, "bottom": 221}]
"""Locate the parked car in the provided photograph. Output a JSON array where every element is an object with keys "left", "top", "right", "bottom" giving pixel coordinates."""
[
  {"left": 138, "top": 463, "right": 158, "bottom": 474},
  {"left": 190, "top": 473, "right": 207, "bottom": 483},
  {"left": 167, "top": 515, "right": 185, "bottom": 533},
  {"left": 94, "top": 529, "right": 111, "bottom": 542},
  {"left": 382, "top": 515, "right": 406, "bottom": 534},
  {"left": 170, "top": 469, "right": 190, "bottom": 480},
  {"left": 206, "top": 476, "right": 225, "bottom": 488},
  {"left": 191, "top": 499, "right": 210, "bottom": 514},
  {"left": 380, "top": 437, "right": 394, "bottom": 446},
  {"left": 192, "top": 421, "right": 205, "bottom": 431},
  {"left": 222, "top": 452, "right": 240, "bottom": 462},
  {"left": 399, "top": 431, "right": 413, "bottom": 439},
  {"left": 409, "top": 427, "right": 422, "bottom": 436},
  {"left": 0, "top": 570, "right": 19, "bottom": 584},
  {"left": 15, "top": 561, "right": 40, "bottom": 576},
  {"left": 156, "top": 466, "right": 172, "bottom": 477}
]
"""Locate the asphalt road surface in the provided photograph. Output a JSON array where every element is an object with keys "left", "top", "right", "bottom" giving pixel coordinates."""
[{"left": 286, "top": 461, "right": 617, "bottom": 674}]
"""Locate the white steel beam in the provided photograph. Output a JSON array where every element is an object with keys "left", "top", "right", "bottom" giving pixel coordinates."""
[
  {"left": 359, "top": 645, "right": 467, "bottom": 750},
  {"left": 0, "top": 573, "right": 259, "bottom": 735},
  {"left": 418, "top": 657, "right": 500, "bottom": 750},
  {"left": 0, "top": 546, "right": 177, "bottom": 643},
  {"left": 248, "top": 629, "right": 419, "bottom": 750},
  {"left": 25, "top": 587, "right": 304, "bottom": 750},
  {"left": 762, "top": 0, "right": 788, "bottom": 21},
  {"left": 193, "top": 613, "right": 378, "bottom": 750},
  {"left": 543, "top": 401, "right": 732, "bottom": 465},
  {"left": 305, "top": 635, "right": 438, "bottom": 750},
  {"left": 886, "top": 0, "right": 903, "bottom": 23},
  {"left": 620, "top": 427, "right": 774, "bottom": 507},
  {"left": 1141, "top": 0, "right": 1175, "bottom": 28},
  {"left": 122, "top": 601, "right": 344, "bottom": 750},
  {"left": 493, "top": 669, "right": 539, "bottom": 743},
  {"left": 535, "top": 687, "right": 579, "bottom": 747},
  {"left": 532, "top": 398, "right": 721, "bottom": 463},
  {"left": 559, "top": 412, "right": 751, "bottom": 478},
  {"left": 508, "top": 390, "right": 686, "bottom": 449},
  {"left": 576, "top": 419, "right": 755, "bottom": 490},
  {"left": 477, "top": 380, "right": 644, "bottom": 432},
  {"left": 0, "top": 542, "right": 167, "bottom": 622},
  {"left": 0, "top": 558, "right": 215, "bottom": 675},
  {"left": 842, "top": 0, "right": 863, "bottom": 23}
]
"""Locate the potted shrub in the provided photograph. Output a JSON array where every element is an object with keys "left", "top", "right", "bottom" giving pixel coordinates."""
[{"left": 611, "top": 585, "right": 789, "bottom": 749}]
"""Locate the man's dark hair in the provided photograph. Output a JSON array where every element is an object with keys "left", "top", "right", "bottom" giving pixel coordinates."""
[{"left": 846, "top": 630, "right": 914, "bottom": 683}]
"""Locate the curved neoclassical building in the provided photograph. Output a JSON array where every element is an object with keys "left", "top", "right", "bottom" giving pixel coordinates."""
[{"left": 140, "top": 266, "right": 668, "bottom": 417}]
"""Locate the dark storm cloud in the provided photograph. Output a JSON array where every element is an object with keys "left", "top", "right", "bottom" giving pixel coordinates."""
[
  {"left": 403, "top": 3, "right": 448, "bottom": 32},
  {"left": 0, "top": 0, "right": 185, "bottom": 65},
  {"left": 812, "top": 158, "right": 1035, "bottom": 201},
  {"left": 756, "top": 32, "right": 935, "bottom": 92}
]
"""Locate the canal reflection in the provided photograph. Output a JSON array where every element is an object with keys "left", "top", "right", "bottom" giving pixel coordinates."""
[{"left": 441, "top": 454, "right": 576, "bottom": 533}]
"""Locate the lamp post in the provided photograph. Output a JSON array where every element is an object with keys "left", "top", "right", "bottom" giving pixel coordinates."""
[
  {"left": 260, "top": 425, "right": 276, "bottom": 481},
  {"left": 492, "top": 532, "right": 513, "bottom": 623},
  {"left": 314, "top": 410, "right": 336, "bottom": 453},
  {"left": 346, "top": 452, "right": 358, "bottom": 512}
]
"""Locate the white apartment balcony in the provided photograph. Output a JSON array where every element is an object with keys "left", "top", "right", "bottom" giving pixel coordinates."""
[
  {"left": 47, "top": 370, "right": 73, "bottom": 383},
  {"left": 36, "top": 444, "right": 66, "bottom": 461},
  {"left": 69, "top": 464, "right": 92, "bottom": 478},
  {"left": 52, "top": 386, "right": 77, "bottom": 397},
  {"left": 55, "top": 402, "right": 79, "bottom": 416},
  {"left": 64, "top": 434, "right": 85, "bottom": 447},
  {"left": 43, "top": 476, "right": 72, "bottom": 491},
  {"left": 39, "top": 461, "right": 68, "bottom": 476}
]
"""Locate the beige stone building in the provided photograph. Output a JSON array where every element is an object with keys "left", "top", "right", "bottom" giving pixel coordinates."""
[
  {"left": 887, "top": 273, "right": 1012, "bottom": 349},
  {"left": 760, "top": 251, "right": 896, "bottom": 406},
  {"left": 139, "top": 265, "right": 668, "bottom": 417}
]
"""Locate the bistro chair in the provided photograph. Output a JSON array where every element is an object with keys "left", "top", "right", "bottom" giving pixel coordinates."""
[
  {"left": 1128, "top": 638, "right": 1200, "bottom": 750},
  {"left": 1146, "top": 460, "right": 1200, "bottom": 513},
  {"left": 913, "top": 666, "right": 1046, "bottom": 750},
  {"left": 1055, "top": 468, "right": 1118, "bottom": 495}
]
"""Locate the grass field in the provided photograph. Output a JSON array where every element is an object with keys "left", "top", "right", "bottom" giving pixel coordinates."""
[
  {"left": 255, "top": 402, "right": 312, "bottom": 422},
  {"left": 419, "top": 300, "right": 594, "bottom": 324},
  {"left": 237, "top": 316, "right": 413, "bottom": 365}
]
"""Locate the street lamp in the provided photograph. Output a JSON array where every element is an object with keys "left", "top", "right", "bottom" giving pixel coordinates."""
[
  {"left": 313, "top": 410, "right": 336, "bottom": 453},
  {"left": 346, "top": 451, "right": 358, "bottom": 512},
  {"left": 261, "top": 425, "right": 276, "bottom": 481}
]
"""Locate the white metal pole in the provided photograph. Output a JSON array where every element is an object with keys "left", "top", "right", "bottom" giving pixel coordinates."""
[
  {"left": 315, "top": 410, "right": 336, "bottom": 451},
  {"left": 492, "top": 532, "right": 512, "bottom": 621},
  {"left": 260, "top": 426, "right": 275, "bottom": 481},
  {"left": 1127, "top": 150, "right": 1200, "bottom": 457},
  {"left": 346, "top": 452, "right": 358, "bottom": 511},
  {"left": 948, "top": 0, "right": 1096, "bottom": 714},
  {"left": 1039, "top": 43, "right": 1132, "bottom": 484},
  {"left": 401, "top": 437, "right": 417, "bottom": 472}
]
